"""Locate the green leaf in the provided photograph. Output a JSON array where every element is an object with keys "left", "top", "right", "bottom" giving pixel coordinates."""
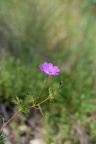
[
  {"left": 38, "top": 104, "right": 44, "bottom": 116},
  {"left": 12, "top": 96, "right": 23, "bottom": 110},
  {"left": 0, "top": 132, "right": 4, "bottom": 144},
  {"left": 25, "top": 94, "right": 35, "bottom": 104},
  {"left": 12, "top": 96, "right": 23, "bottom": 105},
  {"left": 49, "top": 87, "right": 60, "bottom": 101}
]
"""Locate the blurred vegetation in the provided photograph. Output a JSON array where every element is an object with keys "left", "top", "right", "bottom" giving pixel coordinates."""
[
  {"left": 0, "top": 132, "right": 4, "bottom": 144},
  {"left": 0, "top": 0, "right": 96, "bottom": 143}
]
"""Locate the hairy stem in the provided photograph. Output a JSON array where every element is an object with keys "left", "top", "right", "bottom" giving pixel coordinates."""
[
  {"left": 0, "top": 110, "right": 20, "bottom": 131},
  {"left": 27, "top": 96, "right": 50, "bottom": 109},
  {"left": 38, "top": 75, "right": 48, "bottom": 98}
]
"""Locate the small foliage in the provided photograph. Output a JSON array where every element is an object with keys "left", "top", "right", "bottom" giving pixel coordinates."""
[
  {"left": 25, "top": 95, "right": 36, "bottom": 105},
  {"left": 49, "top": 87, "right": 60, "bottom": 101},
  {"left": 12, "top": 96, "right": 29, "bottom": 114},
  {"left": 0, "top": 132, "right": 4, "bottom": 144},
  {"left": 38, "top": 104, "right": 44, "bottom": 116}
]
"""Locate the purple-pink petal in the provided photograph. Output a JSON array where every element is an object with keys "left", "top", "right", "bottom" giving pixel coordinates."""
[
  {"left": 39, "top": 62, "right": 60, "bottom": 75},
  {"left": 54, "top": 66, "right": 60, "bottom": 72}
]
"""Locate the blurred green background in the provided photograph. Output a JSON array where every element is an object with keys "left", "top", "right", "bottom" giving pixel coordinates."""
[{"left": 0, "top": 0, "right": 96, "bottom": 143}]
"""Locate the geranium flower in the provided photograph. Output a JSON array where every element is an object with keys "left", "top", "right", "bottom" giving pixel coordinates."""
[{"left": 39, "top": 62, "right": 60, "bottom": 75}]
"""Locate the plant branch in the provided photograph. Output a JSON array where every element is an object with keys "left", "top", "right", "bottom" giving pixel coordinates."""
[
  {"left": 0, "top": 76, "right": 49, "bottom": 131},
  {"left": 0, "top": 96, "right": 50, "bottom": 131},
  {"left": 0, "top": 110, "right": 20, "bottom": 131},
  {"left": 28, "top": 96, "right": 50, "bottom": 109}
]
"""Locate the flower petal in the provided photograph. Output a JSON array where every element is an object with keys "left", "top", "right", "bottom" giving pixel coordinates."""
[{"left": 39, "top": 62, "right": 60, "bottom": 75}]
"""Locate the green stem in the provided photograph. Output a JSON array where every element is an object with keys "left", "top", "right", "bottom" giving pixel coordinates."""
[
  {"left": 38, "top": 75, "right": 48, "bottom": 98},
  {"left": 0, "top": 110, "right": 20, "bottom": 131}
]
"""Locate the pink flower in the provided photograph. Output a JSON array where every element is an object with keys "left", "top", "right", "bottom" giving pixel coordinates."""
[{"left": 39, "top": 62, "right": 60, "bottom": 75}]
